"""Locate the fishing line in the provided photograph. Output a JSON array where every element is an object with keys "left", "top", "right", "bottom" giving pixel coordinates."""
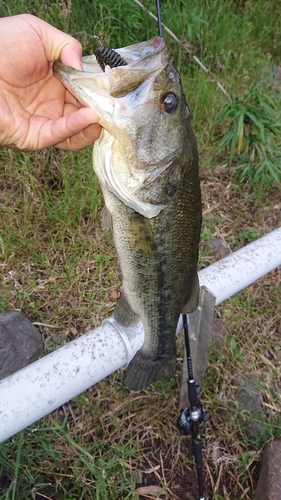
[
  {"left": 73, "top": 16, "right": 139, "bottom": 71},
  {"left": 77, "top": 3, "right": 209, "bottom": 497},
  {"left": 153, "top": 2, "right": 209, "bottom": 498},
  {"left": 93, "top": 16, "right": 139, "bottom": 44},
  {"left": 73, "top": 17, "right": 138, "bottom": 44}
]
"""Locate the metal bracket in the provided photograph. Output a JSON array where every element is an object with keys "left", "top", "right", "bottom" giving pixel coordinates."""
[{"left": 179, "top": 285, "right": 216, "bottom": 409}]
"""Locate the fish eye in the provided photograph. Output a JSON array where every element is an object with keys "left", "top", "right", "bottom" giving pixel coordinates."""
[{"left": 161, "top": 92, "right": 178, "bottom": 113}]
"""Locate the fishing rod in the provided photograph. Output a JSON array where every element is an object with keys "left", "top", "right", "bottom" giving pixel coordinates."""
[
  {"left": 154, "top": 3, "right": 210, "bottom": 497},
  {"left": 95, "top": 1, "right": 209, "bottom": 496},
  {"left": 177, "top": 314, "right": 210, "bottom": 500},
  {"left": 155, "top": 0, "right": 163, "bottom": 37}
]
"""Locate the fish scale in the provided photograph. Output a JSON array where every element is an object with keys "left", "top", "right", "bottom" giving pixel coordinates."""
[{"left": 54, "top": 37, "right": 201, "bottom": 392}]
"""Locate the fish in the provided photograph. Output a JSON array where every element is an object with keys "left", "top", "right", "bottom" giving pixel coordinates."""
[{"left": 54, "top": 36, "right": 202, "bottom": 392}]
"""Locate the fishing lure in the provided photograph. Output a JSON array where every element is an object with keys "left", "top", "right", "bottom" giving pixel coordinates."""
[{"left": 95, "top": 45, "right": 128, "bottom": 72}]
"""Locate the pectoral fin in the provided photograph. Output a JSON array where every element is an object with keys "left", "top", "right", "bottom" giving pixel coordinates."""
[
  {"left": 127, "top": 213, "right": 156, "bottom": 258},
  {"left": 101, "top": 205, "right": 112, "bottom": 232}
]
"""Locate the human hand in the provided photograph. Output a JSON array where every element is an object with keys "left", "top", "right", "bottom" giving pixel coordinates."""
[{"left": 0, "top": 14, "right": 101, "bottom": 151}]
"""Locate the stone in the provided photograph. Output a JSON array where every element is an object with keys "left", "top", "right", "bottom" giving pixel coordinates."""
[
  {"left": 209, "top": 237, "right": 230, "bottom": 260},
  {"left": 0, "top": 310, "right": 43, "bottom": 379},
  {"left": 255, "top": 439, "right": 281, "bottom": 499},
  {"left": 233, "top": 377, "right": 268, "bottom": 442}
]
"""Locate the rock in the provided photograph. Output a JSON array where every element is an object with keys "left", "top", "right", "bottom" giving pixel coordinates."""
[
  {"left": 255, "top": 439, "right": 281, "bottom": 499},
  {"left": 233, "top": 377, "right": 268, "bottom": 442},
  {"left": 209, "top": 237, "right": 230, "bottom": 260},
  {"left": 0, "top": 310, "right": 43, "bottom": 379}
]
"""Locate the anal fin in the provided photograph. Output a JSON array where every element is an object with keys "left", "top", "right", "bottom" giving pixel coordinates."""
[{"left": 114, "top": 292, "right": 139, "bottom": 327}]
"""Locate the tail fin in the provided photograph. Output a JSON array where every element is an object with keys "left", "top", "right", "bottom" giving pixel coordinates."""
[{"left": 123, "top": 349, "right": 176, "bottom": 392}]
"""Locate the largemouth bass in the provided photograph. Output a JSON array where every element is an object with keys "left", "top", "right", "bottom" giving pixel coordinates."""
[{"left": 54, "top": 37, "right": 201, "bottom": 392}]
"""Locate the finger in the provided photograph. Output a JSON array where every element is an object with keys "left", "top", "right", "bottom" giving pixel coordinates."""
[
  {"left": 23, "top": 14, "right": 83, "bottom": 69},
  {"left": 63, "top": 89, "right": 84, "bottom": 107},
  {"left": 28, "top": 107, "right": 101, "bottom": 150},
  {"left": 56, "top": 122, "right": 102, "bottom": 151},
  {"left": 60, "top": 44, "right": 83, "bottom": 71}
]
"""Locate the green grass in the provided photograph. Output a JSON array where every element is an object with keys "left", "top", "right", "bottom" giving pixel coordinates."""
[
  {"left": 0, "top": 0, "right": 281, "bottom": 498},
  {"left": 0, "top": 418, "right": 139, "bottom": 500},
  {"left": 214, "top": 80, "right": 281, "bottom": 197}
]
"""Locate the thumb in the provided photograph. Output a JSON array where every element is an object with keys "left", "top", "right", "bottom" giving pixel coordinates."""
[
  {"left": 60, "top": 43, "right": 83, "bottom": 70},
  {"left": 23, "top": 14, "right": 83, "bottom": 69}
]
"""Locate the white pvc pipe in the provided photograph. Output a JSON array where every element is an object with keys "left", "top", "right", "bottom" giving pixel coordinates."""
[
  {"left": 0, "top": 318, "right": 144, "bottom": 443},
  {"left": 199, "top": 227, "right": 281, "bottom": 305},
  {"left": 0, "top": 227, "right": 280, "bottom": 443}
]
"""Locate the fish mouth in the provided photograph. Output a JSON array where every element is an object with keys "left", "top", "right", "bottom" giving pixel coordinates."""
[
  {"left": 54, "top": 37, "right": 182, "bottom": 219},
  {"left": 53, "top": 37, "right": 167, "bottom": 126}
]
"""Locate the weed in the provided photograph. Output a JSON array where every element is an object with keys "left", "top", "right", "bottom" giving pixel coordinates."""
[
  {"left": 215, "top": 80, "right": 281, "bottom": 198},
  {"left": 201, "top": 228, "right": 212, "bottom": 241}
]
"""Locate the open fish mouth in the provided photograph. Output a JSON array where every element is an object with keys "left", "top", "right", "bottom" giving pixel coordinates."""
[
  {"left": 54, "top": 36, "right": 186, "bottom": 219},
  {"left": 54, "top": 37, "right": 167, "bottom": 126}
]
